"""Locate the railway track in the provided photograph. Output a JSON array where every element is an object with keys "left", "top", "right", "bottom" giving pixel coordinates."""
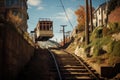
[{"left": 48, "top": 49, "right": 103, "bottom": 80}]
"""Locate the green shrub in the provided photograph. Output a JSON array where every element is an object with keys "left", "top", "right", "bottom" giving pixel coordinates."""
[
  {"left": 112, "top": 41, "right": 120, "bottom": 56},
  {"left": 107, "top": 40, "right": 120, "bottom": 57},
  {"left": 80, "top": 22, "right": 120, "bottom": 57},
  {"left": 107, "top": 40, "right": 115, "bottom": 53},
  {"left": 85, "top": 38, "right": 101, "bottom": 57},
  {"left": 93, "top": 46, "right": 101, "bottom": 56},
  {"left": 90, "top": 27, "right": 103, "bottom": 41},
  {"left": 88, "top": 36, "right": 112, "bottom": 57},
  {"left": 108, "top": 22, "right": 120, "bottom": 34},
  {"left": 102, "top": 27, "right": 110, "bottom": 36},
  {"left": 100, "top": 36, "right": 112, "bottom": 45}
]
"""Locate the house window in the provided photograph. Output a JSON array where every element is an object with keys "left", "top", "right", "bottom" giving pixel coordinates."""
[
  {"left": 5, "top": 0, "right": 19, "bottom": 7},
  {"left": 6, "top": 0, "right": 12, "bottom": 6},
  {"left": 105, "top": 18, "right": 107, "bottom": 24},
  {"left": 99, "top": 9, "right": 100, "bottom": 15},
  {"left": 21, "top": 0, "right": 26, "bottom": 7},
  {"left": 99, "top": 20, "right": 102, "bottom": 26},
  {"left": 13, "top": 0, "right": 19, "bottom": 6},
  {"left": 0, "top": 0, "right": 4, "bottom": 7},
  {"left": 20, "top": 0, "right": 27, "bottom": 9},
  {"left": 104, "top": 9, "right": 106, "bottom": 14}
]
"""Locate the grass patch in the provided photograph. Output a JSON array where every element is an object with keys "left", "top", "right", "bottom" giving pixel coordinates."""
[
  {"left": 111, "top": 41, "right": 120, "bottom": 56},
  {"left": 90, "top": 27, "right": 103, "bottom": 41},
  {"left": 107, "top": 40, "right": 120, "bottom": 57},
  {"left": 87, "top": 36, "right": 112, "bottom": 57},
  {"left": 88, "top": 24, "right": 120, "bottom": 57}
]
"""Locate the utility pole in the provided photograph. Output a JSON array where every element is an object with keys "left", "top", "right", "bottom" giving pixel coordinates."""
[
  {"left": 106, "top": 0, "right": 108, "bottom": 27},
  {"left": 89, "top": 0, "right": 93, "bottom": 32},
  {"left": 61, "top": 25, "right": 67, "bottom": 46},
  {"left": 85, "top": 0, "right": 89, "bottom": 45}
]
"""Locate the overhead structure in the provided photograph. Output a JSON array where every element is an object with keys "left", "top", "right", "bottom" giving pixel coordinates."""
[{"left": 35, "top": 18, "right": 54, "bottom": 41}]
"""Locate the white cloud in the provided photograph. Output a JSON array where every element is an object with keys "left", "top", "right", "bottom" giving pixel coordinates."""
[
  {"left": 66, "top": 8, "right": 74, "bottom": 20},
  {"left": 27, "top": 0, "right": 44, "bottom": 10},
  {"left": 27, "top": 0, "right": 41, "bottom": 6},
  {"left": 55, "top": 8, "right": 74, "bottom": 22},
  {"left": 55, "top": 12, "right": 67, "bottom": 21},
  {"left": 37, "top": 6, "right": 44, "bottom": 10}
]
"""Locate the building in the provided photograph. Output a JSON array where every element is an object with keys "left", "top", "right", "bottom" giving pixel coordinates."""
[
  {"left": 93, "top": 3, "right": 107, "bottom": 27},
  {"left": 0, "top": 0, "right": 29, "bottom": 32}
]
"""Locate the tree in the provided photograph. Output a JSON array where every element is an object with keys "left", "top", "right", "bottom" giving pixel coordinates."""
[
  {"left": 75, "top": 5, "right": 94, "bottom": 31},
  {"left": 75, "top": 6, "right": 86, "bottom": 31}
]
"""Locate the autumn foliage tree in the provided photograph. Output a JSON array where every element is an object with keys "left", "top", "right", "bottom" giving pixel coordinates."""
[
  {"left": 75, "top": 5, "right": 94, "bottom": 31},
  {"left": 75, "top": 6, "right": 85, "bottom": 31}
]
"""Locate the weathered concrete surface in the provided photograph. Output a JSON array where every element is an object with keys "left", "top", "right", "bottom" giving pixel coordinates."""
[
  {"left": 17, "top": 49, "right": 56, "bottom": 80},
  {"left": 0, "top": 20, "right": 34, "bottom": 80}
]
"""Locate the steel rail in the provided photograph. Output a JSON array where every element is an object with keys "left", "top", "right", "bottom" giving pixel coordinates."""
[
  {"left": 48, "top": 49, "right": 62, "bottom": 80},
  {"left": 64, "top": 50, "right": 100, "bottom": 79}
]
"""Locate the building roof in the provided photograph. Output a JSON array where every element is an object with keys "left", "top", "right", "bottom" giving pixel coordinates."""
[{"left": 93, "top": 2, "right": 107, "bottom": 13}]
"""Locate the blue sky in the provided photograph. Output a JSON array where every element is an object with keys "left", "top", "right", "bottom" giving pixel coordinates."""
[{"left": 27, "top": 0, "right": 106, "bottom": 42}]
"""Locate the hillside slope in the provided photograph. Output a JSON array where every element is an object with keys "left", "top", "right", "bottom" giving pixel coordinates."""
[{"left": 66, "top": 23, "right": 120, "bottom": 78}]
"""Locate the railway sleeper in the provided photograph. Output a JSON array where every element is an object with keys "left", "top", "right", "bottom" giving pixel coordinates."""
[
  {"left": 60, "top": 66, "right": 91, "bottom": 69},
  {"left": 59, "top": 62, "right": 82, "bottom": 65},
  {"left": 60, "top": 69, "right": 88, "bottom": 73},
  {"left": 62, "top": 76, "right": 93, "bottom": 80}
]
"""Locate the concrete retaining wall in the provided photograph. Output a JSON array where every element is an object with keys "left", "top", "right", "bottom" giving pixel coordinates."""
[{"left": 0, "top": 21, "right": 35, "bottom": 80}]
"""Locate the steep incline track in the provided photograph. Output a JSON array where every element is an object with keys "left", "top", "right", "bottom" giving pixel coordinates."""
[{"left": 49, "top": 49, "right": 102, "bottom": 80}]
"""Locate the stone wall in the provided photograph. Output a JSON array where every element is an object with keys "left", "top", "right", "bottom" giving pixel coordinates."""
[{"left": 0, "top": 21, "right": 35, "bottom": 80}]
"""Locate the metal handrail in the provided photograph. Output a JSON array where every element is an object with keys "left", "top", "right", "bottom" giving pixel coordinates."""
[{"left": 48, "top": 49, "right": 62, "bottom": 80}]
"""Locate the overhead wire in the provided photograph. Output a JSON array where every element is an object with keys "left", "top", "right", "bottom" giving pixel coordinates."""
[{"left": 59, "top": 0, "right": 74, "bottom": 29}]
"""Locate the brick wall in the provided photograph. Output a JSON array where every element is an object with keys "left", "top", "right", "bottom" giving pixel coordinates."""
[{"left": 108, "top": 7, "right": 120, "bottom": 23}]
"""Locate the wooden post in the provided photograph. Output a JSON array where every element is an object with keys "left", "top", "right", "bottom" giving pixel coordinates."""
[
  {"left": 61, "top": 25, "right": 67, "bottom": 46},
  {"left": 85, "top": 0, "right": 89, "bottom": 45},
  {"left": 90, "top": 0, "right": 93, "bottom": 32}
]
